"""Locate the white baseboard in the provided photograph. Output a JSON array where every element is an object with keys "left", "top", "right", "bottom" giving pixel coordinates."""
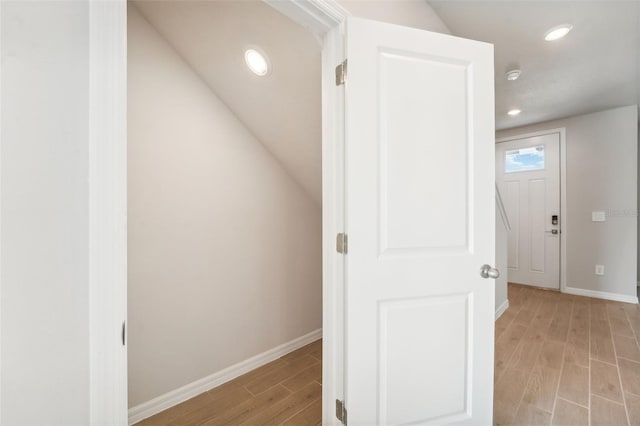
[
  {"left": 128, "top": 328, "right": 323, "bottom": 425},
  {"left": 495, "top": 299, "right": 509, "bottom": 320},
  {"left": 563, "top": 286, "right": 638, "bottom": 304}
]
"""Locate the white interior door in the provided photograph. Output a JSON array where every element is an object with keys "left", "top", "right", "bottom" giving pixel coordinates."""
[
  {"left": 496, "top": 133, "right": 560, "bottom": 290},
  {"left": 343, "top": 17, "right": 496, "bottom": 425}
]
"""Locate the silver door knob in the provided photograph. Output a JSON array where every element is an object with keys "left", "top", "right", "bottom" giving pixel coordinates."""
[{"left": 480, "top": 264, "right": 500, "bottom": 279}]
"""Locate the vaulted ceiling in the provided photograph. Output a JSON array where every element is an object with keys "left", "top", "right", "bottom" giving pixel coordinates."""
[
  {"left": 429, "top": 1, "right": 640, "bottom": 130},
  {"left": 133, "top": 0, "right": 322, "bottom": 205}
]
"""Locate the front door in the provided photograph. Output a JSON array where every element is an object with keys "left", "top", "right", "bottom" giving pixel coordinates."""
[
  {"left": 496, "top": 133, "right": 561, "bottom": 290},
  {"left": 343, "top": 17, "right": 496, "bottom": 425}
]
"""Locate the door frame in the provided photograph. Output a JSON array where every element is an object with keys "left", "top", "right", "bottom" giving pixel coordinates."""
[
  {"left": 495, "top": 128, "right": 567, "bottom": 293},
  {"left": 89, "top": 1, "right": 128, "bottom": 425},
  {"left": 88, "top": 0, "right": 348, "bottom": 424}
]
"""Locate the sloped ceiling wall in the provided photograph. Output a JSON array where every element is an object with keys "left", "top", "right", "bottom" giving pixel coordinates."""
[
  {"left": 340, "top": 0, "right": 450, "bottom": 34},
  {"left": 127, "top": 3, "right": 323, "bottom": 406},
  {"left": 133, "top": 0, "right": 323, "bottom": 205},
  {"left": 132, "top": 0, "right": 454, "bottom": 206}
]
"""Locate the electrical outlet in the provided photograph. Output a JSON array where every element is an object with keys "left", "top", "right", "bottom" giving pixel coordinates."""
[{"left": 595, "top": 265, "right": 605, "bottom": 276}]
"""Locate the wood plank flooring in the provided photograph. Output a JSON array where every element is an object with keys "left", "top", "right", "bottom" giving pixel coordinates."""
[
  {"left": 136, "top": 283, "right": 640, "bottom": 426},
  {"left": 135, "top": 340, "right": 322, "bottom": 426},
  {"left": 495, "top": 284, "right": 640, "bottom": 426}
]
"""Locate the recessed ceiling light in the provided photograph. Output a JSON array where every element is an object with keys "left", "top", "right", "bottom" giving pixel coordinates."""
[
  {"left": 544, "top": 24, "right": 573, "bottom": 41},
  {"left": 505, "top": 69, "right": 521, "bottom": 81},
  {"left": 244, "top": 49, "right": 270, "bottom": 76},
  {"left": 508, "top": 109, "right": 521, "bottom": 116}
]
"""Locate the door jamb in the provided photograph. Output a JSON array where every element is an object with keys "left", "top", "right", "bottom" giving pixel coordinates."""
[
  {"left": 88, "top": 1, "right": 349, "bottom": 424},
  {"left": 263, "top": 2, "right": 350, "bottom": 424},
  {"left": 89, "top": 1, "right": 128, "bottom": 424},
  {"left": 495, "top": 128, "right": 567, "bottom": 293}
]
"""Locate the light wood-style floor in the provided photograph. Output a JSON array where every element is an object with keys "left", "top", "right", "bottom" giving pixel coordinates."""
[
  {"left": 495, "top": 283, "right": 640, "bottom": 426},
  {"left": 137, "top": 283, "right": 640, "bottom": 426},
  {"left": 135, "top": 340, "right": 322, "bottom": 426}
]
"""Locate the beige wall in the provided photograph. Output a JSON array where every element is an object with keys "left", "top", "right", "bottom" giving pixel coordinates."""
[
  {"left": 339, "top": 0, "right": 451, "bottom": 34},
  {"left": 497, "top": 105, "right": 638, "bottom": 300},
  {"left": 1, "top": 1, "right": 90, "bottom": 424},
  {"left": 128, "top": 5, "right": 322, "bottom": 406}
]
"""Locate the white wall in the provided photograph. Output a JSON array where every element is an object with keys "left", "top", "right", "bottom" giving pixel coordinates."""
[
  {"left": 127, "top": 5, "right": 322, "bottom": 407},
  {"left": 1, "top": 1, "right": 90, "bottom": 424},
  {"left": 497, "top": 105, "right": 638, "bottom": 300},
  {"left": 339, "top": 0, "right": 451, "bottom": 34}
]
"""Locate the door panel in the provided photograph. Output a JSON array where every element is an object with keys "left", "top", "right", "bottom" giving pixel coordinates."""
[
  {"left": 344, "top": 17, "right": 495, "bottom": 425},
  {"left": 379, "top": 294, "right": 470, "bottom": 424},
  {"left": 529, "top": 179, "right": 546, "bottom": 272},
  {"left": 380, "top": 50, "right": 469, "bottom": 254},
  {"left": 496, "top": 133, "right": 560, "bottom": 289}
]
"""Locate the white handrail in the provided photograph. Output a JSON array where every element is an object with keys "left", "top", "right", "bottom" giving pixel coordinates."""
[{"left": 495, "top": 184, "right": 511, "bottom": 231}]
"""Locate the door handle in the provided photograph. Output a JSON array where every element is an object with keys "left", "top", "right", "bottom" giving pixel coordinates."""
[
  {"left": 545, "top": 229, "right": 559, "bottom": 235},
  {"left": 480, "top": 264, "right": 500, "bottom": 279}
]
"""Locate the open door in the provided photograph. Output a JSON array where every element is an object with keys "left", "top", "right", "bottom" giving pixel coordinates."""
[{"left": 341, "top": 17, "right": 496, "bottom": 424}]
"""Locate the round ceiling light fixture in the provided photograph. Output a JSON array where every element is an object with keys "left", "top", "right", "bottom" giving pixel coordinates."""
[
  {"left": 505, "top": 69, "right": 521, "bottom": 81},
  {"left": 508, "top": 109, "right": 521, "bottom": 116},
  {"left": 544, "top": 24, "right": 573, "bottom": 41},
  {"left": 244, "top": 48, "right": 270, "bottom": 76}
]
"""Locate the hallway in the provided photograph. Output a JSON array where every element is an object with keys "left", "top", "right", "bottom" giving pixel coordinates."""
[{"left": 495, "top": 284, "right": 640, "bottom": 425}]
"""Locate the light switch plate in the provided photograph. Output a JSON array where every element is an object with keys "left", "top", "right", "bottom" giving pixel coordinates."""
[{"left": 592, "top": 211, "right": 606, "bottom": 222}]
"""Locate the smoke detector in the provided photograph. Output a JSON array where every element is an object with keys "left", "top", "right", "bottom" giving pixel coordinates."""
[{"left": 506, "top": 69, "right": 521, "bottom": 81}]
